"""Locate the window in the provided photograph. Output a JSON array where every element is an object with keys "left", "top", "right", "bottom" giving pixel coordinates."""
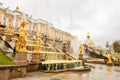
[
  {"left": 4, "top": 17, "right": 5, "bottom": 20},
  {"left": 9, "top": 18, "right": 11, "bottom": 22}
]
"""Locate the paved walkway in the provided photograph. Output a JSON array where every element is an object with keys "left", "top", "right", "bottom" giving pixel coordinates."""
[{"left": 12, "top": 64, "right": 120, "bottom": 80}]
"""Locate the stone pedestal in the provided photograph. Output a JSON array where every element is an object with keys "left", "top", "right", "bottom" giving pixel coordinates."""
[
  {"left": 107, "top": 60, "right": 113, "bottom": 66},
  {"left": 32, "top": 53, "right": 40, "bottom": 63},
  {"left": 5, "top": 34, "right": 12, "bottom": 42},
  {"left": 79, "top": 54, "right": 83, "bottom": 60},
  {"left": 107, "top": 62, "right": 113, "bottom": 66},
  {"left": 14, "top": 51, "right": 28, "bottom": 65},
  {"left": 0, "top": 69, "right": 10, "bottom": 80}
]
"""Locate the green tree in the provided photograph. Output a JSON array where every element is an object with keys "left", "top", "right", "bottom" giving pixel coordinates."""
[{"left": 113, "top": 41, "right": 120, "bottom": 53}]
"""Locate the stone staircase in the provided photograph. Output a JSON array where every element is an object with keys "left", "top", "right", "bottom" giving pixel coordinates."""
[
  {"left": 48, "top": 42, "right": 77, "bottom": 60},
  {"left": 0, "top": 36, "right": 14, "bottom": 57},
  {"left": 0, "top": 34, "right": 77, "bottom": 63}
]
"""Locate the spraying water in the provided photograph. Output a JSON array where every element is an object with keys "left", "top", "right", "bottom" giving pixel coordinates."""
[{"left": 71, "top": 37, "right": 81, "bottom": 59}]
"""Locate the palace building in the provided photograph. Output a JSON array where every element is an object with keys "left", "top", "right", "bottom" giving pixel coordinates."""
[
  {"left": 0, "top": 2, "right": 75, "bottom": 54},
  {"left": 84, "top": 32, "right": 94, "bottom": 48}
]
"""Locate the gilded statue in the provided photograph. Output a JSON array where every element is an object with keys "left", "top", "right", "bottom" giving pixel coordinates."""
[
  {"left": 6, "top": 24, "right": 13, "bottom": 35},
  {"left": 79, "top": 44, "right": 83, "bottom": 54},
  {"left": 87, "top": 32, "right": 90, "bottom": 40},
  {"left": 107, "top": 53, "right": 112, "bottom": 63},
  {"left": 16, "top": 22, "right": 28, "bottom": 52},
  {"left": 34, "top": 35, "right": 41, "bottom": 53}
]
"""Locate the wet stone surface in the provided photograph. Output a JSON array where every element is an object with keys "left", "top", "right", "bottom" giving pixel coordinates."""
[
  {"left": 12, "top": 64, "right": 120, "bottom": 80},
  {"left": 50, "top": 78, "right": 60, "bottom": 80}
]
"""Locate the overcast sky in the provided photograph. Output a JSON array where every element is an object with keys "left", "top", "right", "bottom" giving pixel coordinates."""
[{"left": 0, "top": 0, "right": 120, "bottom": 47}]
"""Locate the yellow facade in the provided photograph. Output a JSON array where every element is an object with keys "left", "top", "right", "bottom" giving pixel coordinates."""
[{"left": 0, "top": 3, "right": 75, "bottom": 45}]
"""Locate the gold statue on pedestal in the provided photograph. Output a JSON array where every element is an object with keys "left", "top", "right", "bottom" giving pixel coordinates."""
[
  {"left": 5, "top": 24, "right": 13, "bottom": 41},
  {"left": 16, "top": 22, "right": 28, "bottom": 52},
  {"left": 107, "top": 53, "right": 113, "bottom": 65},
  {"left": 6, "top": 24, "right": 13, "bottom": 35},
  {"left": 16, "top": 6, "right": 19, "bottom": 11},
  {"left": 79, "top": 44, "right": 83, "bottom": 60},
  {"left": 87, "top": 32, "right": 90, "bottom": 40},
  {"left": 34, "top": 35, "right": 41, "bottom": 53},
  {"left": 79, "top": 44, "right": 83, "bottom": 54}
]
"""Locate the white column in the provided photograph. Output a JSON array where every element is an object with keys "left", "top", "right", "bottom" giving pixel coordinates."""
[
  {"left": 6, "top": 18, "right": 8, "bottom": 27},
  {"left": 35, "top": 24, "right": 37, "bottom": 32},
  {"left": 13, "top": 13, "right": 16, "bottom": 29},
  {"left": 31, "top": 22, "right": 33, "bottom": 31},
  {"left": 16, "top": 19, "right": 18, "bottom": 28},
  {"left": 0, "top": 13, "right": 1, "bottom": 24},
  {"left": 41, "top": 24, "right": 43, "bottom": 34},
  {"left": 50, "top": 28, "right": 52, "bottom": 39},
  {"left": 26, "top": 23, "right": 29, "bottom": 31},
  {"left": 29, "top": 23, "right": 31, "bottom": 31},
  {"left": 1, "top": 13, "right": 4, "bottom": 24},
  {"left": 38, "top": 23, "right": 41, "bottom": 32},
  {"left": 62, "top": 32, "right": 63, "bottom": 41}
]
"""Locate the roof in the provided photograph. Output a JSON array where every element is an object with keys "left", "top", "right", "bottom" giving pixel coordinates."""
[{"left": 37, "top": 19, "right": 48, "bottom": 24}]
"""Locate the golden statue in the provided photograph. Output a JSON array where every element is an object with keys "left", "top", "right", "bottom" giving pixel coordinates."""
[
  {"left": 16, "top": 6, "right": 19, "bottom": 11},
  {"left": 87, "top": 32, "right": 90, "bottom": 40},
  {"left": 107, "top": 53, "right": 113, "bottom": 64},
  {"left": 34, "top": 35, "right": 41, "bottom": 53},
  {"left": 79, "top": 44, "right": 83, "bottom": 54},
  {"left": 6, "top": 24, "right": 13, "bottom": 35},
  {"left": 79, "top": 44, "right": 83, "bottom": 60},
  {"left": 16, "top": 22, "right": 28, "bottom": 52}
]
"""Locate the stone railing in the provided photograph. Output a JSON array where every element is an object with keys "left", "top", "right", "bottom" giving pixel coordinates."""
[
  {"left": 0, "top": 65, "right": 28, "bottom": 80},
  {"left": 40, "top": 52, "right": 65, "bottom": 61}
]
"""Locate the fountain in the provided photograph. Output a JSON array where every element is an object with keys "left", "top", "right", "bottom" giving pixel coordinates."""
[
  {"left": 40, "top": 42, "right": 91, "bottom": 72},
  {"left": 0, "top": 21, "right": 91, "bottom": 75},
  {"left": 0, "top": 21, "right": 90, "bottom": 72},
  {"left": 26, "top": 34, "right": 65, "bottom": 63}
]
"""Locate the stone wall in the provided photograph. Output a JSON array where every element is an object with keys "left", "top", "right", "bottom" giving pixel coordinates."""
[
  {"left": 0, "top": 64, "right": 41, "bottom": 80},
  {"left": 0, "top": 65, "right": 27, "bottom": 80},
  {"left": 10, "top": 66, "right": 27, "bottom": 79},
  {"left": 27, "top": 64, "right": 40, "bottom": 72},
  {"left": 14, "top": 52, "right": 28, "bottom": 65},
  {"left": 0, "top": 69, "right": 10, "bottom": 80}
]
